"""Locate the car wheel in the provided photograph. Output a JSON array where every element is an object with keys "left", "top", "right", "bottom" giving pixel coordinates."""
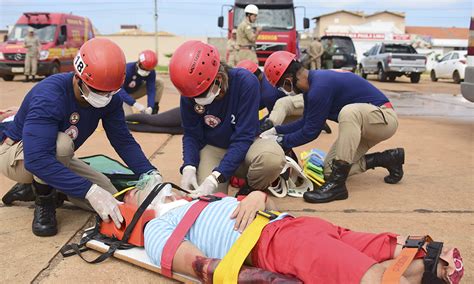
[
  {"left": 430, "top": 70, "right": 438, "bottom": 82},
  {"left": 48, "top": 62, "right": 60, "bottom": 77},
  {"left": 377, "top": 65, "right": 387, "bottom": 82},
  {"left": 359, "top": 65, "right": 367, "bottom": 79},
  {"left": 388, "top": 74, "right": 396, "bottom": 82},
  {"left": 410, "top": 73, "right": 421, "bottom": 83},
  {"left": 2, "top": 75, "right": 14, "bottom": 81},
  {"left": 453, "top": 70, "right": 461, "bottom": 84}
]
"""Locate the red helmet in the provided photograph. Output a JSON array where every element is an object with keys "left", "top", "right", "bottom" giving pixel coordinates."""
[
  {"left": 139, "top": 50, "right": 158, "bottom": 71},
  {"left": 169, "top": 40, "right": 220, "bottom": 98},
  {"left": 236, "top": 59, "right": 258, "bottom": 74},
  {"left": 264, "top": 51, "right": 297, "bottom": 86},
  {"left": 74, "top": 38, "right": 126, "bottom": 91}
]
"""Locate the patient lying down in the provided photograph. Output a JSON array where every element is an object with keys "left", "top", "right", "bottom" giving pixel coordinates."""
[{"left": 122, "top": 185, "right": 464, "bottom": 284}]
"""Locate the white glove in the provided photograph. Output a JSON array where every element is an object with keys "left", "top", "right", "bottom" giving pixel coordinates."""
[
  {"left": 181, "top": 165, "right": 199, "bottom": 192},
  {"left": 144, "top": 107, "right": 153, "bottom": 115},
  {"left": 188, "top": 173, "right": 219, "bottom": 198},
  {"left": 85, "top": 184, "right": 124, "bottom": 229},
  {"left": 260, "top": 127, "right": 277, "bottom": 139},
  {"left": 133, "top": 102, "right": 146, "bottom": 112}
]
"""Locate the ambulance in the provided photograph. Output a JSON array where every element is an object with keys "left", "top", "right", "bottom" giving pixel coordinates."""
[{"left": 0, "top": 12, "right": 94, "bottom": 81}]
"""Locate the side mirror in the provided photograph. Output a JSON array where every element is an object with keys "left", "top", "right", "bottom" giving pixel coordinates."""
[
  {"left": 363, "top": 52, "right": 368, "bottom": 57},
  {"left": 303, "top": 18, "right": 310, "bottom": 29},
  {"left": 218, "top": 16, "right": 224, "bottom": 28}
]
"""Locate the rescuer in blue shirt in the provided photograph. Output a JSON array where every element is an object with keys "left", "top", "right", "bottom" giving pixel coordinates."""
[
  {"left": 118, "top": 50, "right": 164, "bottom": 116},
  {"left": 0, "top": 39, "right": 161, "bottom": 237},
  {"left": 236, "top": 59, "right": 332, "bottom": 134},
  {"left": 261, "top": 51, "right": 404, "bottom": 204},
  {"left": 169, "top": 41, "right": 285, "bottom": 199}
]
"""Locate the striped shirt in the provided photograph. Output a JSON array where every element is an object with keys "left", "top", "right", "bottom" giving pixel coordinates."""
[{"left": 144, "top": 197, "right": 287, "bottom": 267}]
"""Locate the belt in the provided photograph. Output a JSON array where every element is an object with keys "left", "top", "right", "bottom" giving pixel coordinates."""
[
  {"left": 239, "top": 45, "right": 255, "bottom": 50},
  {"left": 2, "top": 137, "right": 17, "bottom": 146},
  {"left": 213, "top": 210, "right": 282, "bottom": 283},
  {"left": 380, "top": 102, "right": 393, "bottom": 109}
]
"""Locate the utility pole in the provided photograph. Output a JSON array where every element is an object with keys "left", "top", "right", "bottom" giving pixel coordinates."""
[{"left": 154, "top": 0, "right": 158, "bottom": 59}]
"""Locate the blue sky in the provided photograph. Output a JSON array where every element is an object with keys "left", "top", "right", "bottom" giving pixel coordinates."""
[{"left": 1, "top": 0, "right": 472, "bottom": 36}]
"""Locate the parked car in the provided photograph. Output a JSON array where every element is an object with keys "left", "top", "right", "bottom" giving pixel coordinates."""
[
  {"left": 321, "top": 35, "right": 357, "bottom": 72},
  {"left": 461, "top": 17, "right": 474, "bottom": 101},
  {"left": 0, "top": 12, "right": 94, "bottom": 81},
  {"left": 431, "top": 51, "right": 467, "bottom": 84},
  {"left": 359, "top": 43, "right": 426, "bottom": 83}
]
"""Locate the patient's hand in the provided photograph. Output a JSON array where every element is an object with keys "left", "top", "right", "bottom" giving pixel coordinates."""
[{"left": 230, "top": 191, "right": 266, "bottom": 233}]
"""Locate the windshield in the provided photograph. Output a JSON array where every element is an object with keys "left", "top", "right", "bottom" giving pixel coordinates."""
[
  {"left": 233, "top": 7, "right": 295, "bottom": 30},
  {"left": 381, "top": 45, "right": 417, "bottom": 54},
  {"left": 7, "top": 24, "right": 57, "bottom": 43},
  {"left": 321, "top": 37, "right": 356, "bottom": 54}
]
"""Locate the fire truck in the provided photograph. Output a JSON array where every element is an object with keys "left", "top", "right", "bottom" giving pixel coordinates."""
[
  {"left": 218, "top": 0, "right": 309, "bottom": 66},
  {"left": 0, "top": 12, "right": 94, "bottom": 81}
]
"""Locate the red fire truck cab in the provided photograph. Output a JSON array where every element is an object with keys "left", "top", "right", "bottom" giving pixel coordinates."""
[
  {"left": 218, "top": 0, "right": 309, "bottom": 66},
  {"left": 0, "top": 12, "right": 94, "bottom": 81}
]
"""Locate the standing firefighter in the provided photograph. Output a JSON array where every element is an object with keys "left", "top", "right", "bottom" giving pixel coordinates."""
[
  {"left": 119, "top": 50, "right": 164, "bottom": 115},
  {"left": 236, "top": 4, "right": 262, "bottom": 64},
  {"left": 227, "top": 30, "right": 239, "bottom": 66},
  {"left": 308, "top": 37, "right": 324, "bottom": 70},
  {"left": 23, "top": 27, "right": 41, "bottom": 82}
]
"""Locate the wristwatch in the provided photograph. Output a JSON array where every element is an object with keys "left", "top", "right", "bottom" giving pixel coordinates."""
[
  {"left": 276, "top": 134, "right": 284, "bottom": 147},
  {"left": 211, "top": 171, "right": 226, "bottom": 184}
]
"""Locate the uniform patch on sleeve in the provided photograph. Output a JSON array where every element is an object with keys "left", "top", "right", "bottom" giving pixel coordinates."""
[
  {"left": 65, "top": 125, "right": 79, "bottom": 140},
  {"left": 204, "top": 115, "right": 221, "bottom": 128}
]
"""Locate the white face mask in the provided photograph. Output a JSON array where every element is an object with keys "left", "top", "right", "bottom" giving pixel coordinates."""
[
  {"left": 278, "top": 78, "right": 298, "bottom": 96},
  {"left": 137, "top": 66, "right": 150, "bottom": 77},
  {"left": 79, "top": 81, "right": 117, "bottom": 108},
  {"left": 194, "top": 80, "right": 221, "bottom": 106}
]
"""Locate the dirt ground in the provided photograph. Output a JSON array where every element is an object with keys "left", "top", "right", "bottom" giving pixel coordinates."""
[{"left": 0, "top": 74, "right": 472, "bottom": 283}]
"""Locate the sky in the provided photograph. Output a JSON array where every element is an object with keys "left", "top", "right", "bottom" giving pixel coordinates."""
[{"left": 0, "top": 0, "right": 472, "bottom": 37}]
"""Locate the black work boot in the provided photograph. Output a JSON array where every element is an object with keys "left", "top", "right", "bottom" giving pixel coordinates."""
[
  {"left": 2, "top": 183, "right": 35, "bottom": 205},
  {"left": 32, "top": 181, "right": 58, "bottom": 237},
  {"left": 24, "top": 75, "right": 30, "bottom": 82},
  {"left": 152, "top": 102, "right": 160, "bottom": 114},
  {"left": 303, "top": 160, "right": 351, "bottom": 203},
  {"left": 365, "top": 148, "right": 404, "bottom": 184},
  {"left": 260, "top": 119, "right": 274, "bottom": 133},
  {"left": 323, "top": 122, "right": 332, "bottom": 134}
]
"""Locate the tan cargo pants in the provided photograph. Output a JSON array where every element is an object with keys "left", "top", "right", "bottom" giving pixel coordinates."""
[
  {"left": 0, "top": 133, "right": 117, "bottom": 210},
  {"left": 268, "top": 94, "right": 304, "bottom": 126},
  {"left": 238, "top": 49, "right": 258, "bottom": 64},
  {"left": 197, "top": 139, "right": 286, "bottom": 193},
  {"left": 123, "top": 77, "right": 165, "bottom": 116},
  {"left": 323, "top": 103, "right": 399, "bottom": 176},
  {"left": 24, "top": 53, "right": 38, "bottom": 76},
  {"left": 310, "top": 58, "right": 322, "bottom": 70}
]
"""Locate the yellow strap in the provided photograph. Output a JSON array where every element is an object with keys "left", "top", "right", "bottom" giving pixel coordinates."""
[
  {"left": 213, "top": 211, "right": 280, "bottom": 283},
  {"left": 112, "top": 186, "right": 135, "bottom": 198}
]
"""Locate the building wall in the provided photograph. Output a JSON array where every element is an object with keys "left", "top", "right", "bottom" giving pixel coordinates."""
[
  {"left": 366, "top": 13, "right": 405, "bottom": 32},
  {"left": 316, "top": 12, "right": 365, "bottom": 36},
  {"left": 96, "top": 35, "right": 206, "bottom": 65}
]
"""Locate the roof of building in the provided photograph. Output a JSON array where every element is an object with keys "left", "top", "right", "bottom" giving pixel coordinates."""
[
  {"left": 313, "top": 10, "right": 404, "bottom": 20},
  {"left": 406, "top": 26, "right": 469, "bottom": 39}
]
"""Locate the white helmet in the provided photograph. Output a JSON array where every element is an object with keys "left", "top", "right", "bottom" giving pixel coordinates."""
[{"left": 244, "top": 4, "right": 259, "bottom": 15}]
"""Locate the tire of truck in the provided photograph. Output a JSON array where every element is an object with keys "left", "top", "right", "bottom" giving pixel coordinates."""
[
  {"left": 453, "top": 70, "right": 461, "bottom": 84},
  {"left": 377, "top": 65, "right": 387, "bottom": 82},
  {"left": 359, "top": 64, "right": 368, "bottom": 79},
  {"left": 388, "top": 74, "right": 396, "bottom": 82},
  {"left": 48, "top": 62, "right": 60, "bottom": 77},
  {"left": 410, "top": 72, "right": 421, "bottom": 83},
  {"left": 430, "top": 70, "right": 438, "bottom": 82},
  {"left": 2, "top": 75, "right": 14, "bottom": 81}
]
